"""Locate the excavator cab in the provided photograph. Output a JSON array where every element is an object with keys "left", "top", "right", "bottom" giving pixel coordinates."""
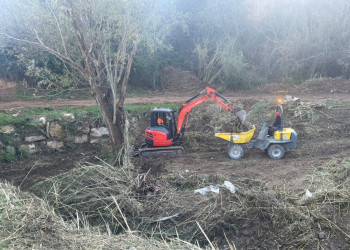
[{"left": 145, "top": 108, "right": 176, "bottom": 147}]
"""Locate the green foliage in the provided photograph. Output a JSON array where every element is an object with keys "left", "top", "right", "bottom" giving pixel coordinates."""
[
  {"left": 0, "top": 114, "right": 20, "bottom": 126},
  {"left": 0, "top": 41, "right": 26, "bottom": 81},
  {"left": 0, "top": 151, "right": 16, "bottom": 163},
  {"left": 23, "top": 57, "right": 81, "bottom": 89},
  {"left": 2, "top": 0, "right": 350, "bottom": 92},
  {"left": 18, "top": 145, "right": 30, "bottom": 159},
  {"left": 306, "top": 110, "right": 319, "bottom": 123}
]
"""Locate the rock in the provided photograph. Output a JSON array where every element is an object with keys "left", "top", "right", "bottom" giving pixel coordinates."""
[
  {"left": 28, "top": 144, "right": 38, "bottom": 153},
  {"left": 74, "top": 134, "right": 89, "bottom": 144},
  {"left": 90, "top": 138, "right": 101, "bottom": 144},
  {"left": 90, "top": 127, "right": 109, "bottom": 137},
  {"left": 25, "top": 135, "right": 46, "bottom": 142},
  {"left": 49, "top": 123, "right": 67, "bottom": 139},
  {"left": 1, "top": 125, "right": 15, "bottom": 134},
  {"left": 19, "top": 144, "right": 37, "bottom": 155},
  {"left": 63, "top": 113, "right": 75, "bottom": 122},
  {"left": 79, "top": 122, "right": 90, "bottom": 134},
  {"left": 47, "top": 141, "right": 64, "bottom": 149}
]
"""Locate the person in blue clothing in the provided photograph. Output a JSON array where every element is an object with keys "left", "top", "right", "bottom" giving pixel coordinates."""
[{"left": 268, "top": 112, "right": 281, "bottom": 136}]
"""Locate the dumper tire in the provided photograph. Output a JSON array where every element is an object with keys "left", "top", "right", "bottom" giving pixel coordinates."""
[
  {"left": 228, "top": 145, "right": 244, "bottom": 160},
  {"left": 267, "top": 144, "right": 285, "bottom": 159}
]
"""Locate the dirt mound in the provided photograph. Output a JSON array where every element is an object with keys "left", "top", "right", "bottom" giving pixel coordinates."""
[
  {"left": 161, "top": 66, "right": 205, "bottom": 94},
  {"left": 297, "top": 77, "right": 350, "bottom": 94},
  {"left": 255, "top": 82, "right": 294, "bottom": 94}
]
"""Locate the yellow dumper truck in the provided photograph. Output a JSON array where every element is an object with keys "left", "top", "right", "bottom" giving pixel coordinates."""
[{"left": 215, "top": 105, "right": 297, "bottom": 160}]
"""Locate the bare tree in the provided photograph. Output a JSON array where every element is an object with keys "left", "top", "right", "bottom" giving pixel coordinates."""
[{"left": 1, "top": 0, "right": 171, "bottom": 152}]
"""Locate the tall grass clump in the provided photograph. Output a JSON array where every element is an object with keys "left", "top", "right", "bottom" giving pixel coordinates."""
[{"left": 29, "top": 161, "right": 144, "bottom": 233}]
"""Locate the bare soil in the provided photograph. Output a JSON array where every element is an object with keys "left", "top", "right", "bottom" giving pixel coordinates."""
[
  {"left": 1, "top": 74, "right": 350, "bottom": 191},
  {"left": 1, "top": 92, "right": 350, "bottom": 111}
]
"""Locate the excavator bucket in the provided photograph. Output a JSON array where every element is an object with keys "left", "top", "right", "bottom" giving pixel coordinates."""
[{"left": 235, "top": 110, "right": 247, "bottom": 123}]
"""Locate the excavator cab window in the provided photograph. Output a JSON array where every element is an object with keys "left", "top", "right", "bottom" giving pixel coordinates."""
[
  {"left": 157, "top": 115, "right": 164, "bottom": 125},
  {"left": 150, "top": 109, "right": 176, "bottom": 139},
  {"left": 150, "top": 109, "right": 173, "bottom": 127},
  {"left": 155, "top": 113, "right": 167, "bottom": 126}
]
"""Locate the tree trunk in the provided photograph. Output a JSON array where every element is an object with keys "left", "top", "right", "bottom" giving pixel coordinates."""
[{"left": 93, "top": 86, "right": 124, "bottom": 152}]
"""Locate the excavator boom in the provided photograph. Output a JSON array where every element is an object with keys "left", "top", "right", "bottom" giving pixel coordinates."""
[{"left": 176, "top": 87, "right": 246, "bottom": 138}]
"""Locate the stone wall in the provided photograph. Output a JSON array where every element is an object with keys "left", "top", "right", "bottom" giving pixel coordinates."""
[{"left": 0, "top": 113, "right": 109, "bottom": 161}]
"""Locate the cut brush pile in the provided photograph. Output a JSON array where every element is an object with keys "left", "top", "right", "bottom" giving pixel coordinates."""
[
  {"left": 0, "top": 180, "right": 195, "bottom": 249},
  {"left": 25, "top": 158, "right": 350, "bottom": 249}
]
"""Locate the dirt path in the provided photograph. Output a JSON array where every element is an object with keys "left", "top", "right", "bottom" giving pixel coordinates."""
[{"left": 1, "top": 92, "right": 350, "bottom": 111}]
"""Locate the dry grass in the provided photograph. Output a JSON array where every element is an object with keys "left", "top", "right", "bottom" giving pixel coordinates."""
[
  {"left": 139, "top": 174, "right": 317, "bottom": 249},
  {"left": 139, "top": 158, "right": 350, "bottom": 248},
  {"left": 27, "top": 159, "right": 350, "bottom": 249},
  {"left": 0, "top": 181, "right": 196, "bottom": 249},
  {"left": 29, "top": 161, "right": 144, "bottom": 233}
]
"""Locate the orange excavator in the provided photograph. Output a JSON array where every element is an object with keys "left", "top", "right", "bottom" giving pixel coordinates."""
[{"left": 136, "top": 87, "right": 246, "bottom": 157}]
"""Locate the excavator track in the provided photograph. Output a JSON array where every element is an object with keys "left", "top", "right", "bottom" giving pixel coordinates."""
[{"left": 135, "top": 146, "right": 185, "bottom": 158}]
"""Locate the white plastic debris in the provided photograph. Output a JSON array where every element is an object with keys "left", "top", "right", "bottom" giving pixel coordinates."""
[
  {"left": 194, "top": 181, "right": 237, "bottom": 195},
  {"left": 284, "top": 95, "right": 300, "bottom": 103},
  {"left": 223, "top": 181, "right": 236, "bottom": 194},
  {"left": 39, "top": 117, "right": 46, "bottom": 125},
  {"left": 305, "top": 189, "right": 313, "bottom": 198},
  {"left": 194, "top": 185, "right": 220, "bottom": 195}
]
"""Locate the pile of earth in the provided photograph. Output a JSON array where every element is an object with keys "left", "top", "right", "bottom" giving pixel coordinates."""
[
  {"left": 296, "top": 77, "right": 350, "bottom": 94},
  {"left": 160, "top": 66, "right": 206, "bottom": 94},
  {"left": 255, "top": 82, "right": 294, "bottom": 95},
  {"left": 253, "top": 77, "right": 350, "bottom": 95}
]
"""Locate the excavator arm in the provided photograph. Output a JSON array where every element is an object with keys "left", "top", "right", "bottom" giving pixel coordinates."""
[{"left": 175, "top": 87, "right": 246, "bottom": 139}]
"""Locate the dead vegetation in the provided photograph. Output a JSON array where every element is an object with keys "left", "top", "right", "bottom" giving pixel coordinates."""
[
  {"left": 0, "top": 181, "right": 194, "bottom": 249},
  {"left": 22, "top": 156, "right": 350, "bottom": 249}
]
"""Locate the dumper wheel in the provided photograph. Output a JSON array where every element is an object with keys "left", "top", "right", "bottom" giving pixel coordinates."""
[
  {"left": 267, "top": 144, "right": 285, "bottom": 159},
  {"left": 228, "top": 145, "right": 244, "bottom": 160}
]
